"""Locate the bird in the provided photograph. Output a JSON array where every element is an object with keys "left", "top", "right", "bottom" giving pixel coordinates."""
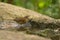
[
  {"left": 14, "top": 16, "right": 32, "bottom": 31},
  {"left": 14, "top": 16, "right": 30, "bottom": 24}
]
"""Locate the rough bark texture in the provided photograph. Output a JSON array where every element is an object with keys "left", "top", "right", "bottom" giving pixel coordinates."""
[
  {"left": 0, "top": 2, "right": 54, "bottom": 20},
  {"left": 0, "top": 2, "right": 60, "bottom": 40},
  {"left": 0, "top": 30, "right": 51, "bottom": 40},
  {"left": 0, "top": 2, "right": 60, "bottom": 29}
]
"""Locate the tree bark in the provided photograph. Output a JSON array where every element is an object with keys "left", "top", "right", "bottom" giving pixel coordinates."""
[{"left": 0, "top": 2, "right": 60, "bottom": 29}]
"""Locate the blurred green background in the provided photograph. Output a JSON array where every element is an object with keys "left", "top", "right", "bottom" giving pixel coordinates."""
[{"left": 0, "top": 0, "right": 60, "bottom": 19}]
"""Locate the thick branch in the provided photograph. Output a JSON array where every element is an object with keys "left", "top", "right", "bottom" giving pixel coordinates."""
[{"left": 0, "top": 2, "right": 60, "bottom": 29}]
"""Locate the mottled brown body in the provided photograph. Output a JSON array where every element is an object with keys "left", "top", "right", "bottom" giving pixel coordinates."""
[{"left": 14, "top": 16, "right": 29, "bottom": 24}]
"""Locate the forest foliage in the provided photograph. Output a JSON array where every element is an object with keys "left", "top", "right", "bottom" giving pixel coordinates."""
[{"left": 0, "top": 0, "right": 60, "bottom": 19}]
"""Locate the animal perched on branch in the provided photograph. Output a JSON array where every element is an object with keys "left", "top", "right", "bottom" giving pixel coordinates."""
[
  {"left": 14, "top": 16, "right": 30, "bottom": 24},
  {"left": 13, "top": 16, "right": 32, "bottom": 31}
]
